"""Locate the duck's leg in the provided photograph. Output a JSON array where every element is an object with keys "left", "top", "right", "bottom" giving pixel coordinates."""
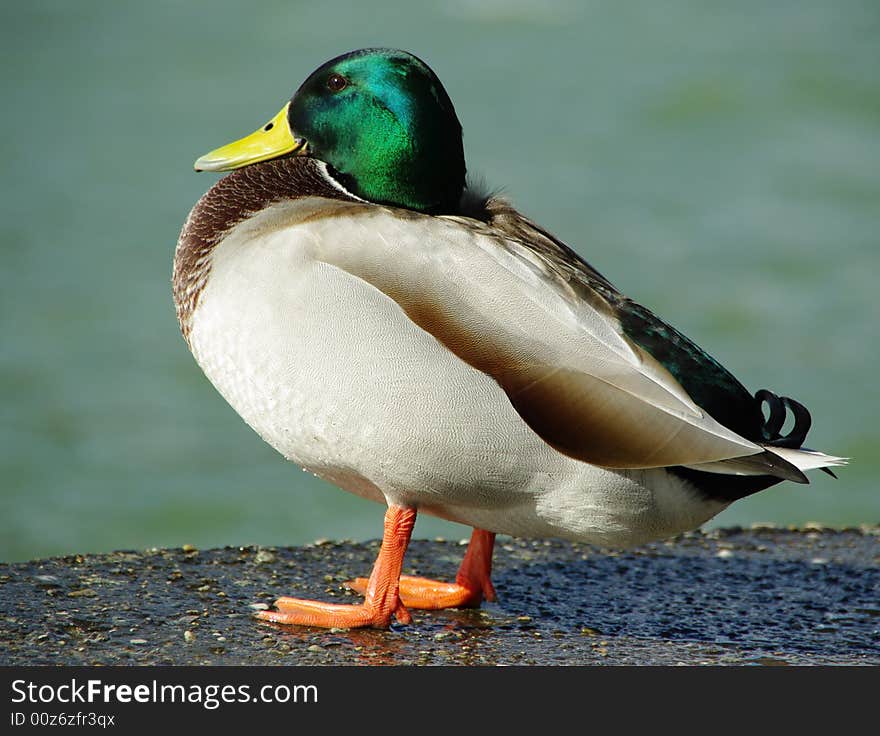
[
  {"left": 346, "top": 528, "right": 496, "bottom": 610},
  {"left": 256, "top": 505, "right": 415, "bottom": 629}
]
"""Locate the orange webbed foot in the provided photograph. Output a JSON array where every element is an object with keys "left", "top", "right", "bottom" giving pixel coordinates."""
[
  {"left": 255, "top": 595, "right": 411, "bottom": 628},
  {"left": 345, "top": 528, "right": 497, "bottom": 611},
  {"left": 255, "top": 505, "right": 416, "bottom": 630},
  {"left": 255, "top": 515, "right": 497, "bottom": 628},
  {"left": 345, "top": 574, "right": 490, "bottom": 609}
]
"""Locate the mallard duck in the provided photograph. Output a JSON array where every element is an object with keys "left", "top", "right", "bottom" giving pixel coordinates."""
[{"left": 173, "top": 48, "right": 845, "bottom": 629}]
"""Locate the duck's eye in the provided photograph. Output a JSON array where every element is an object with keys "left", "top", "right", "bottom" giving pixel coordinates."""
[{"left": 326, "top": 73, "right": 349, "bottom": 92}]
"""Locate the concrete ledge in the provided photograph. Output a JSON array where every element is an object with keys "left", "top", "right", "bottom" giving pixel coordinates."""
[{"left": 1, "top": 527, "right": 877, "bottom": 665}]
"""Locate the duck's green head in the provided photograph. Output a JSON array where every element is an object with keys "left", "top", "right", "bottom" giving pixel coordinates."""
[{"left": 195, "top": 48, "right": 466, "bottom": 214}]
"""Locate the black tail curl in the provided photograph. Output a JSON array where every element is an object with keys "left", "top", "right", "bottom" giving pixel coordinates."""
[
  {"left": 755, "top": 389, "right": 836, "bottom": 478},
  {"left": 755, "top": 389, "right": 811, "bottom": 448}
]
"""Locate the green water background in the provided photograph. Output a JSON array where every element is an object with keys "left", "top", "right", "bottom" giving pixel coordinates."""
[{"left": 2, "top": 1, "right": 878, "bottom": 562}]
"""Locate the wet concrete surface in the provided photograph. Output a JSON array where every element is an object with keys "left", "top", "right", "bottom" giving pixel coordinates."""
[{"left": 1, "top": 527, "right": 877, "bottom": 666}]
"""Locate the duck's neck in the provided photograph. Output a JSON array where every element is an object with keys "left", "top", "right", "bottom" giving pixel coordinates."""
[{"left": 321, "top": 137, "right": 465, "bottom": 215}]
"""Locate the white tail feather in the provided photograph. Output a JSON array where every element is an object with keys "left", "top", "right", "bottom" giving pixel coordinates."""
[
  {"left": 684, "top": 447, "right": 848, "bottom": 478},
  {"left": 764, "top": 447, "right": 849, "bottom": 473}
]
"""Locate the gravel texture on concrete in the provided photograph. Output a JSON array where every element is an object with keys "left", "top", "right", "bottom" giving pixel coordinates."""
[{"left": 1, "top": 526, "right": 877, "bottom": 666}]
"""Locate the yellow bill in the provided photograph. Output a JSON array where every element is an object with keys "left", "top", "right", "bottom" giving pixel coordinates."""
[{"left": 194, "top": 103, "right": 305, "bottom": 172}]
